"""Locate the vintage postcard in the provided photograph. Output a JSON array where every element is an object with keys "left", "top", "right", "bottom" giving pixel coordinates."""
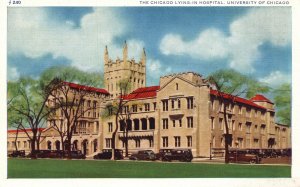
[{"left": 1, "top": 0, "right": 300, "bottom": 187}]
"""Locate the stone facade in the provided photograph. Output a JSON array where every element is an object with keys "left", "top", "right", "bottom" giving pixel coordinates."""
[{"left": 7, "top": 43, "right": 291, "bottom": 157}]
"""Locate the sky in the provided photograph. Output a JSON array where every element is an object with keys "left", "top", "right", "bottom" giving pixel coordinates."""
[{"left": 7, "top": 7, "right": 291, "bottom": 89}]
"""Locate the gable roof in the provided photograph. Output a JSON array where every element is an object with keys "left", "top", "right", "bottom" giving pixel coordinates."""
[
  {"left": 210, "top": 89, "right": 266, "bottom": 110},
  {"left": 63, "top": 81, "right": 109, "bottom": 95},
  {"left": 123, "top": 86, "right": 160, "bottom": 100},
  {"left": 250, "top": 94, "right": 273, "bottom": 104},
  {"left": 7, "top": 128, "right": 45, "bottom": 134}
]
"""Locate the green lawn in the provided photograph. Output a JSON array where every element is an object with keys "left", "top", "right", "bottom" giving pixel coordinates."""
[{"left": 7, "top": 158, "right": 291, "bottom": 178}]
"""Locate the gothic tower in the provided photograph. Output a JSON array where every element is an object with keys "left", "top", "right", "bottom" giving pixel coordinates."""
[{"left": 104, "top": 41, "right": 146, "bottom": 97}]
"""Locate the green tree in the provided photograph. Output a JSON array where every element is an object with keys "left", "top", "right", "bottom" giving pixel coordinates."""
[
  {"left": 40, "top": 66, "right": 104, "bottom": 158},
  {"left": 273, "top": 83, "right": 291, "bottom": 126},
  {"left": 8, "top": 77, "right": 58, "bottom": 157},
  {"left": 208, "top": 69, "right": 270, "bottom": 164},
  {"left": 102, "top": 78, "right": 133, "bottom": 160}
]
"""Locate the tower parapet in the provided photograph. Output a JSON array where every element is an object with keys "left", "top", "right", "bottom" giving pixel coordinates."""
[{"left": 104, "top": 41, "right": 146, "bottom": 98}]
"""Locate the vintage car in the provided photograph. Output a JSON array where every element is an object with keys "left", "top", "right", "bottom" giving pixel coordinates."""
[
  {"left": 129, "top": 150, "right": 156, "bottom": 161},
  {"left": 161, "top": 149, "right": 193, "bottom": 162},
  {"left": 228, "top": 150, "right": 261, "bottom": 164},
  {"left": 155, "top": 149, "right": 173, "bottom": 160},
  {"left": 25, "top": 150, "right": 51, "bottom": 158},
  {"left": 8, "top": 150, "right": 25, "bottom": 158},
  {"left": 94, "top": 149, "right": 124, "bottom": 160},
  {"left": 65, "top": 150, "right": 86, "bottom": 159}
]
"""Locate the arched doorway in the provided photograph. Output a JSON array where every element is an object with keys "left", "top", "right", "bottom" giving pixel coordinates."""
[
  {"left": 55, "top": 140, "right": 60, "bottom": 150},
  {"left": 82, "top": 139, "right": 88, "bottom": 155},
  {"left": 64, "top": 140, "right": 69, "bottom": 151},
  {"left": 47, "top": 141, "right": 52, "bottom": 150},
  {"left": 73, "top": 140, "right": 78, "bottom": 151}
]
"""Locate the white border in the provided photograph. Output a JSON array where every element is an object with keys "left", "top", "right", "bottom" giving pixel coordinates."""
[{"left": 1, "top": 0, "right": 299, "bottom": 187}]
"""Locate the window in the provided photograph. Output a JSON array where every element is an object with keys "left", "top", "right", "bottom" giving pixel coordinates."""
[
  {"left": 178, "top": 99, "right": 181, "bottom": 109},
  {"left": 108, "top": 122, "right": 113, "bottom": 132},
  {"left": 162, "top": 118, "right": 168, "bottom": 129},
  {"left": 219, "top": 118, "right": 223, "bottom": 130},
  {"left": 219, "top": 101, "right": 223, "bottom": 112},
  {"left": 79, "top": 121, "right": 87, "bottom": 134},
  {"left": 132, "top": 105, "right": 137, "bottom": 112},
  {"left": 179, "top": 119, "right": 182, "bottom": 127},
  {"left": 245, "top": 107, "right": 250, "bottom": 117},
  {"left": 239, "top": 106, "right": 242, "bottom": 114},
  {"left": 187, "top": 97, "right": 194, "bottom": 109},
  {"left": 187, "top": 117, "right": 193, "bottom": 128},
  {"left": 162, "top": 137, "right": 168, "bottom": 147},
  {"left": 149, "top": 138, "right": 154, "bottom": 147},
  {"left": 105, "top": 138, "right": 111, "bottom": 148},
  {"left": 124, "top": 106, "right": 129, "bottom": 113},
  {"left": 238, "top": 138, "right": 243, "bottom": 148},
  {"left": 171, "top": 100, "right": 175, "bottom": 109},
  {"left": 260, "top": 124, "right": 266, "bottom": 134},
  {"left": 162, "top": 100, "right": 168, "bottom": 111},
  {"left": 238, "top": 123, "right": 242, "bottom": 131},
  {"left": 232, "top": 120, "right": 235, "bottom": 131},
  {"left": 254, "top": 125, "right": 258, "bottom": 132},
  {"left": 176, "top": 83, "right": 179, "bottom": 90},
  {"left": 246, "top": 123, "right": 251, "bottom": 133},
  {"left": 135, "top": 139, "right": 141, "bottom": 148},
  {"left": 187, "top": 136, "right": 192, "bottom": 147},
  {"left": 173, "top": 120, "right": 176, "bottom": 127},
  {"left": 174, "top": 136, "right": 181, "bottom": 147},
  {"left": 211, "top": 117, "right": 214, "bottom": 130},
  {"left": 145, "top": 103, "right": 150, "bottom": 111},
  {"left": 221, "top": 137, "right": 224, "bottom": 146},
  {"left": 153, "top": 102, "right": 157, "bottom": 110},
  {"left": 23, "top": 141, "right": 27, "bottom": 148}
]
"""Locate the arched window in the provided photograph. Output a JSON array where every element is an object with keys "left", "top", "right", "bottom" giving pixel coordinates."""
[
  {"left": 120, "top": 120, "right": 125, "bottom": 131},
  {"left": 149, "top": 118, "right": 155, "bottom": 129},
  {"left": 134, "top": 119, "right": 139, "bottom": 130},
  {"left": 47, "top": 141, "right": 52, "bottom": 150},
  {"left": 141, "top": 118, "right": 147, "bottom": 130}
]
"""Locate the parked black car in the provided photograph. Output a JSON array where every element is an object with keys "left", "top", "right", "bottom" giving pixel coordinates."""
[
  {"left": 162, "top": 149, "right": 193, "bottom": 162},
  {"left": 25, "top": 150, "right": 48, "bottom": 158},
  {"left": 8, "top": 150, "right": 25, "bottom": 158},
  {"left": 65, "top": 150, "right": 86, "bottom": 159},
  {"left": 129, "top": 150, "right": 156, "bottom": 161},
  {"left": 94, "top": 149, "right": 124, "bottom": 160},
  {"left": 155, "top": 149, "right": 173, "bottom": 160}
]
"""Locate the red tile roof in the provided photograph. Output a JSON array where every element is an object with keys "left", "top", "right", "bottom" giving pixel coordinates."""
[
  {"left": 63, "top": 81, "right": 109, "bottom": 95},
  {"left": 7, "top": 128, "right": 45, "bottom": 134},
  {"left": 250, "top": 94, "right": 273, "bottom": 104},
  {"left": 123, "top": 86, "right": 160, "bottom": 100},
  {"left": 210, "top": 90, "right": 266, "bottom": 110}
]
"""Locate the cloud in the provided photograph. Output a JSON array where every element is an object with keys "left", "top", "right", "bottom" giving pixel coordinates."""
[
  {"left": 7, "top": 67, "right": 20, "bottom": 81},
  {"left": 259, "top": 71, "right": 291, "bottom": 87},
  {"left": 147, "top": 59, "right": 172, "bottom": 85},
  {"left": 8, "top": 8, "right": 145, "bottom": 74},
  {"left": 159, "top": 8, "right": 291, "bottom": 73}
]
